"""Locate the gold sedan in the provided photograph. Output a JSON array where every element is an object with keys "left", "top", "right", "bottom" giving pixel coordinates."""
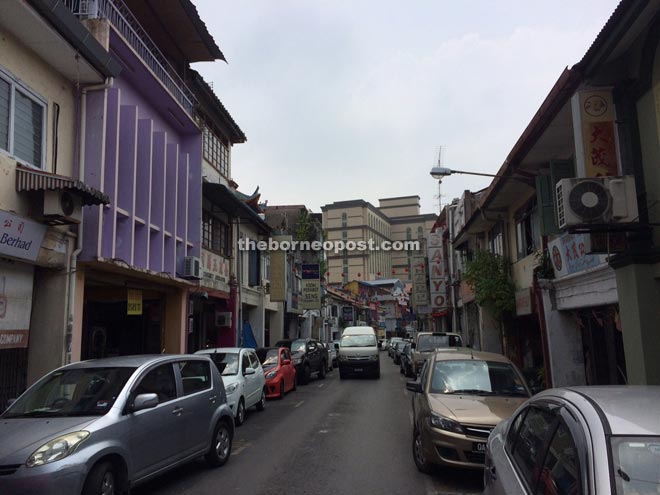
[{"left": 407, "top": 348, "right": 531, "bottom": 473}]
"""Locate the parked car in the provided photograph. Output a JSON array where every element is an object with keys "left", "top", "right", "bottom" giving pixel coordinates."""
[
  {"left": 484, "top": 385, "right": 660, "bottom": 495},
  {"left": 411, "top": 332, "right": 463, "bottom": 375},
  {"left": 388, "top": 337, "right": 404, "bottom": 358},
  {"left": 331, "top": 341, "right": 340, "bottom": 367},
  {"left": 400, "top": 342, "right": 415, "bottom": 378},
  {"left": 407, "top": 348, "right": 530, "bottom": 473},
  {"left": 338, "top": 326, "right": 380, "bottom": 379},
  {"left": 196, "top": 347, "right": 266, "bottom": 426},
  {"left": 321, "top": 342, "right": 337, "bottom": 371},
  {"left": 393, "top": 340, "right": 409, "bottom": 365},
  {"left": 0, "top": 355, "right": 234, "bottom": 495},
  {"left": 255, "top": 347, "right": 296, "bottom": 399},
  {"left": 275, "top": 338, "right": 327, "bottom": 385},
  {"left": 379, "top": 339, "right": 389, "bottom": 351}
]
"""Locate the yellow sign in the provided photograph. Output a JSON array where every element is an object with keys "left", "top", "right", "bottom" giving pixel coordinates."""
[{"left": 127, "top": 289, "right": 142, "bottom": 315}]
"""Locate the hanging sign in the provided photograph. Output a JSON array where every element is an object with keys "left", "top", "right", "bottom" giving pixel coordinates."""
[
  {"left": 300, "top": 263, "right": 320, "bottom": 309},
  {"left": 127, "top": 289, "right": 143, "bottom": 315},
  {"left": 0, "top": 211, "right": 47, "bottom": 262},
  {"left": 0, "top": 262, "right": 33, "bottom": 349}
]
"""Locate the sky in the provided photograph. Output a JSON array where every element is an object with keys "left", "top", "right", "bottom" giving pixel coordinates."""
[{"left": 192, "top": 0, "right": 621, "bottom": 216}]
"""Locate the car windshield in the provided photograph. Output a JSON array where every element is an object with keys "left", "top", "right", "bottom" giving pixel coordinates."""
[
  {"left": 208, "top": 353, "right": 239, "bottom": 376},
  {"left": 291, "top": 339, "right": 307, "bottom": 352},
  {"left": 341, "top": 334, "right": 377, "bottom": 347},
  {"left": 261, "top": 350, "right": 280, "bottom": 367},
  {"left": 2, "top": 367, "right": 136, "bottom": 418},
  {"left": 417, "top": 334, "right": 462, "bottom": 352},
  {"left": 430, "top": 359, "right": 529, "bottom": 396},
  {"left": 611, "top": 436, "right": 660, "bottom": 495}
]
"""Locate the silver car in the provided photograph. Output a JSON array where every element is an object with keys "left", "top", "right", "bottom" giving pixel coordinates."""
[
  {"left": 0, "top": 355, "right": 234, "bottom": 495},
  {"left": 484, "top": 386, "right": 660, "bottom": 495}
]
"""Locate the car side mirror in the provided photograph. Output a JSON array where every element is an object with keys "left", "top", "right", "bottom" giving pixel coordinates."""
[
  {"left": 245, "top": 367, "right": 256, "bottom": 375},
  {"left": 406, "top": 381, "right": 422, "bottom": 393},
  {"left": 282, "top": 359, "right": 291, "bottom": 365},
  {"left": 132, "top": 393, "right": 159, "bottom": 412}
]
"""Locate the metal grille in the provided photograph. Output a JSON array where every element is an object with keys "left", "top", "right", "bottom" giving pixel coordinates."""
[
  {"left": 63, "top": 0, "right": 197, "bottom": 116},
  {"left": 463, "top": 425, "right": 493, "bottom": 439},
  {"left": 0, "top": 465, "right": 21, "bottom": 476},
  {"left": 0, "top": 348, "right": 28, "bottom": 413}
]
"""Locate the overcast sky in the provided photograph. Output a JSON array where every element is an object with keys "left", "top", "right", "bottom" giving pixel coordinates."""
[{"left": 193, "top": 1, "right": 620, "bottom": 215}]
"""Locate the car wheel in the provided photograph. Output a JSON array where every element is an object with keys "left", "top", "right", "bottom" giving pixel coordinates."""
[
  {"left": 256, "top": 388, "right": 266, "bottom": 411},
  {"left": 279, "top": 380, "right": 285, "bottom": 399},
  {"left": 373, "top": 369, "right": 380, "bottom": 379},
  {"left": 319, "top": 363, "right": 326, "bottom": 379},
  {"left": 82, "top": 461, "right": 117, "bottom": 495},
  {"left": 413, "top": 426, "right": 434, "bottom": 474},
  {"left": 339, "top": 371, "right": 347, "bottom": 380},
  {"left": 235, "top": 398, "right": 246, "bottom": 426},
  {"left": 205, "top": 419, "right": 232, "bottom": 467}
]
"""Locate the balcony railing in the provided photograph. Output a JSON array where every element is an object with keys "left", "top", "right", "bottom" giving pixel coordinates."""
[{"left": 64, "top": 0, "right": 196, "bottom": 116}]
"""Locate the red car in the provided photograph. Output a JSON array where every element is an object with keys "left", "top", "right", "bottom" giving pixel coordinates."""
[{"left": 256, "top": 347, "right": 297, "bottom": 399}]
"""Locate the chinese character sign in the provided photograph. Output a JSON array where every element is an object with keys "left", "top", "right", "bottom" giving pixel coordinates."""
[
  {"left": 412, "top": 256, "right": 429, "bottom": 307},
  {"left": 0, "top": 211, "right": 47, "bottom": 262},
  {"left": 548, "top": 233, "right": 606, "bottom": 279},
  {"left": 573, "top": 89, "right": 620, "bottom": 177}
]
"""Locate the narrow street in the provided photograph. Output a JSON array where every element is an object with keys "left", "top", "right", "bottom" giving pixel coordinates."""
[{"left": 134, "top": 357, "right": 483, "bottom": 495}]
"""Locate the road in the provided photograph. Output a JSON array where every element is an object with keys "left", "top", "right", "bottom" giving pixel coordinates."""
[{"left": 134, "top": 353, "right": 484, "bottom": 495}]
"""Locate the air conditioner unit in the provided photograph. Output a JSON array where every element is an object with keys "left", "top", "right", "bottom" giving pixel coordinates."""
[
  {"left": 555, "top": 176, "right": 638, "bottom": 229},
  {"left": 43, "top": 190, "right": 82, "bottom": 224},
  {"left": 183, "top": 256, "right": 202, "bottom": 279},
  {"left": 215, "top": 311, "right": 232, "bottom": 327}
]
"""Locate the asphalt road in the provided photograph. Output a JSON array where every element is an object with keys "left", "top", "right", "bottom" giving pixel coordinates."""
[{"left": 134, "top": 353, "right": 484, "bottom": 495}]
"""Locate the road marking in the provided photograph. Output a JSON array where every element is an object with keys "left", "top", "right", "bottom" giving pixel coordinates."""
[
  {"left": 317, "top": 383, "right": 325, "bottom": 388},
  {"left": 232, "top": 441, "right": 250, "bottom": 456},
  {"left": 318, "top": 430, "right": 328, "bottom": 434},
  {"left": 294, "top": 400, "right": 305, "bottom": 408},
  {"left": 403, "top": 389, "right": 408, "bottom": 397}
]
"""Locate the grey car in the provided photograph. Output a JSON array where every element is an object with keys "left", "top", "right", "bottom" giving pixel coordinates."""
[
  {"left": 484, "top": 386, "right": 660, "bottom": 495},
  {"left": 0, "top": 355, "right": 235, "bottom": 495}
]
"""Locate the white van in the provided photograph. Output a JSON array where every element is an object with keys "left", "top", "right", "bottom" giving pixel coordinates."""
[{"left": 338, "top": 326, "right": 380, "bottom": 379}]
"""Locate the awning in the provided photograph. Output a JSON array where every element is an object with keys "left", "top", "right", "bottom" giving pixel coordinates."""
[
  {"left": 202, "top": 182, "right": 271, "bottom": 234},
  {"left": 16, "top": 165, "right": 110, "bottom": 205}
]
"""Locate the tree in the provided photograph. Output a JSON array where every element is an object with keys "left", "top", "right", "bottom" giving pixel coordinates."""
[{"left": 463, "top": 250, "right": 515, "bottom": 320}]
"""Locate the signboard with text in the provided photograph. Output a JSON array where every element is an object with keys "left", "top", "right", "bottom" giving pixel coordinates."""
[
  {"left": 0, "top": 262, "right": 34, "bottom": 349},
  {"left": 300, "top": 263, "right": 320, "bottom": 309},
  {"left": 427, "top": 231, "right": 449, "bottom": 313},
  {"left": 548, "top": 233, "right": 606, "bottom": 279},
  {"left": 127, "top": 289, "right": 143, "bottom": 315},
  {"left": 412, "top": 256, "right": 429, "bottom": 307},
  {"left": 0, "top": 211, "right": 47, "bottom": 262},
  {"left": 201, "top": 249, "right": 231, "bottom": 293}
]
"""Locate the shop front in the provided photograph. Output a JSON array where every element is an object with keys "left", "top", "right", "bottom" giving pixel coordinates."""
[{"left": 77, "top": 263, "right": 188, "bottom": 361}]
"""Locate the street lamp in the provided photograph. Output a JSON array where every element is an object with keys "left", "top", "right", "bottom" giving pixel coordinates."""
[{"left": 430, "top": 167, "right": 501, "bottom": 179}]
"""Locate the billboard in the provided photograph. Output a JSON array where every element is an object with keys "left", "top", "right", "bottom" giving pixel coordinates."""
[
  {"left": 427, "top": 231, "right": 449, "bottom": 313},
  {"left": 300, "top": 263, "right": 320, "bottom": 310}
]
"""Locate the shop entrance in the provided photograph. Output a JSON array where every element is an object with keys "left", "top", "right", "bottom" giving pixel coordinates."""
[
  {"left": 579, "top": 306, "right": 627, "bottom": 385},
  {"left": 82, "top": 297, "right": 163, "bottom": 360}
]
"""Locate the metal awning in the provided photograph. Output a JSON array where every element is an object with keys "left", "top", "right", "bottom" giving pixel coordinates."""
[{"left": 16, "top": 165, "right": 110, "bottom": 205}]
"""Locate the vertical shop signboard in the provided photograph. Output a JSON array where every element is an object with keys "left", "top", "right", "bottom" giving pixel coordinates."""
[
  {"left": 300, "top": 263, "right": 320, "bottom": 310},
  {"left": 127, "top": 289, "right": 143, "bottom": 315},
  {"left": 412, "top": 256, "right": 429, "bottom": 308},
  {"left": 427, "top": 230, "right": 448, "bottom": 313}
]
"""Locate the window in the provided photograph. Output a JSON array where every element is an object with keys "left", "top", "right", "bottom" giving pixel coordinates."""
[
  {"left": 202, "top": 125, "right": 230, "bottom": 178},
  {"left": 248, "top": 247, "right": 260, "bottom": 286},
  {"left": 134, "top": 364, "right": 177, "bottom": 404},
  {"left": 202, "top": 211, "right": 230, "bottom": 256},
  {"left": 342, "top": 212, "right": 347, "bottom": 228},
  {"left": 418, "top": 226, "right": 424, "bottom": 239},
  {"left": 611, "top": 436, "right": 660, "bottom": 495},
  {"left": 0, "top": 70, "right": 46, "bottom": 168},
  {"left": 178, "top": 361, "right": 211, "bottom": 395},
  {"left": 241, "top": 353, "right": 250, "bottom": 374},
  {"left": 536, "top": 421, "right": 580, "bottom": 495},
  {"left": 512, "top": 407, "right": 555, "bottom": 490},
  {"left": 489, "top": 223, "right": 504, "bottom": 256},
  {"left": 506, "top": 408, "right": 528, "bottom": 453},
  {"left": 248, "top": 352, "right": 260, "bottom": 370},
  {"left": 516, "top": 200, "right": 541, "bottom": 260}
]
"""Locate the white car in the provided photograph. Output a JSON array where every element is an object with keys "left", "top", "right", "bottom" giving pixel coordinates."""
[{"left": 196, "top": 347, "right": 267, "bottom": 426}]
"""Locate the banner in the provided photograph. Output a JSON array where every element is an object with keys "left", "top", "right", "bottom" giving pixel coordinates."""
[
  {"left": 0, "top": 262, "right": 33, "bottom": 349},
  {"left": 300, "top": 263, "right": 320, "bottom": 309}
]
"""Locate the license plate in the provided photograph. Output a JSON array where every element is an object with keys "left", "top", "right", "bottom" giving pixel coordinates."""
[
  {"left": 473, "top": 442, "right": 486, "bottom": 453},
  {"left": 354, "top": 368, "right": 363, "bottom": 372}
]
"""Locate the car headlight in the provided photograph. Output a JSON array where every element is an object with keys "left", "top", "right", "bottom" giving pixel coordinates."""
[
  {"left": 339, "top": 355, "right": 349, "bottom": 361},
  {"left": 369, "top": 355, "right": 379, "bottom": 361},
  {"left": 26, "top": 431, "right": 90, "bottom": 467},
  {"left": 429, "top": 413, "right": 465, "bottom": 434},
  {"left": 266, "top": 370, "right": 278, "bottom": 379},
  {"left": 225, "top": 383, "right": 239, "bottom": 395}
]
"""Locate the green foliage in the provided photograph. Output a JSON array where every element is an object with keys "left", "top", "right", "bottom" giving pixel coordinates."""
[
  {"left": 534, "top": 249, "right": 555, "bottom": 280},
  {"left": 294, "top": 210, "right": 318, "bottom": 243},
  {"left": 463, "top": 250, "right": 515, "bottom": 319}
]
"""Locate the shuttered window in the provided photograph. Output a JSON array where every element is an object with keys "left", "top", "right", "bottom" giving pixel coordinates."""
[{"left": 0, "top": 69, "right": 46, "bottom": 168}]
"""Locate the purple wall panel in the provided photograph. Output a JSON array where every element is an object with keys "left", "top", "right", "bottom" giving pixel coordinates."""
[
  {"left": 101, "top": 88, "right": 120, "bottom": 259},
  {"left": 184, "top": 134, "right": 202, "bottom": 258},
  {"left": 136, "top": 119, "right": 153, "bottom": 222},
  {"left": 117, "top": 105, "right": 137, "bottom": 212},
  {"left": 165, "top": 143, "right": 178, "bottom": 237},
  {"left": 80, "top": 89, "right": 106, "bottom": 261},
  {"left": 177, "top": 152, "right": 188, "bottom": 240},
  {"left": 149, "top": 131, "right": 166, "bottom": 272}
]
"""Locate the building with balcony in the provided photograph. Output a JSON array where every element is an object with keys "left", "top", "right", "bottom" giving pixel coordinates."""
[{"left": 0, "top": 0, "right": 120, "bottom": 409}]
